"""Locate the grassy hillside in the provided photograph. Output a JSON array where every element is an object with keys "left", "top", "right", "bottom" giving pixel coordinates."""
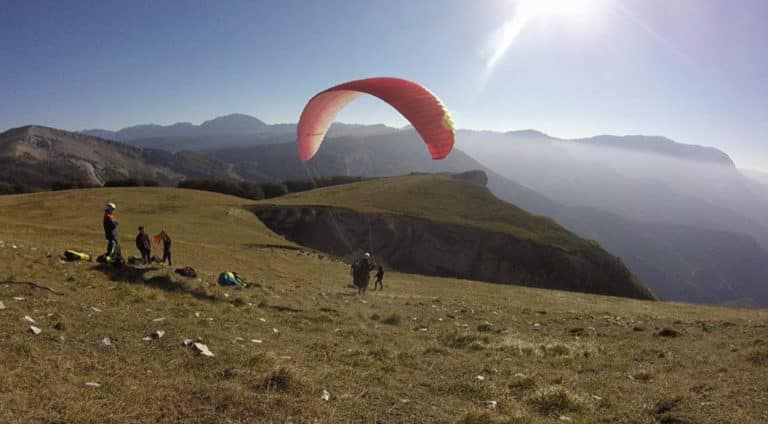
[
  {"left": 0, "top": 188, "right": 766, "bottom": 423},
  {"left": 264, "top": 174, "right": 591, "bottom": 254}
]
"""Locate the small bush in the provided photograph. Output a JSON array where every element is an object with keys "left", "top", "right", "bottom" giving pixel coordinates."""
[
  {"left": 178, "top": 180, "right": 264, "bottom": 200},
  {"left": 747, "top": 348, "right": 768, "bottom": 365},
  {"left": 541, "top": 343, "right": 571, "bottom": 357},
  {"left": 508, "top": 375, "right": 536, "bottom": 394},
  {"left": 656, "top": 328, "right": 682, "bottom": 338},
  {"left": 382, "top": 313, "right": 402, "bottom": 326},
  {"left": 51, "top": 181, "right": 95, "bottom": 191},
  {"left": 262, "top": 367, "right": 301, "bottom": 393},
  {"left": 260, "top": 182, "right": 288, "bottom": 199},
  {"left": 632, "top": 370, "right": 653, "bottom": 382},
  {"left": 104, "top": 178, "right": 160, "bottom": 187},
  {"left": 526, "top": 386, "right": 586, "bottom": 415},
  {"left": 441, "top": 330, "right": 481, "bottom": 349},
  {"left": 284, "top": 179, "right": 317, "bottom": 193},
  {"left": 477, "top": 323, "right": 494, "bottom": 332}
]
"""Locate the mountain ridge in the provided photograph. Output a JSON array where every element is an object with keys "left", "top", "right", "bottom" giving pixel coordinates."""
[{"left": 82, "top": 114, "right": 734, "bottom": 166}]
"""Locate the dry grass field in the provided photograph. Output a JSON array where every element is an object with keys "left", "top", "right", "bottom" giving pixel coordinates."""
[{"left": 0, "top": 187, "right": 766, "bottom": 423}]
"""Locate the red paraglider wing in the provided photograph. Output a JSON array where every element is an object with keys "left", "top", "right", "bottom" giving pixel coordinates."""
[{"left": 297, "top": 77, "right": 455, "bottom": 162}]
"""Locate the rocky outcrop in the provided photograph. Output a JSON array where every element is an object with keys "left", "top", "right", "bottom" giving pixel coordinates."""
[{"left": 255, "top": 206, "right": 655, "bottom": 300}]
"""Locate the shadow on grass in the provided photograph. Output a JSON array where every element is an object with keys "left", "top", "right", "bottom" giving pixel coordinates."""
[{"left": 92, "top": 263, "right": 221, "bottom": 303}]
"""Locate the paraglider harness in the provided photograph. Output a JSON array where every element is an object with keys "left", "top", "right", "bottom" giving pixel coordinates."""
[
  {"left": 351, "top": 257, "right": 375, "bottom": 289},
  {"left": 97, "top": 248, "right": 125, "bottom": 267}
]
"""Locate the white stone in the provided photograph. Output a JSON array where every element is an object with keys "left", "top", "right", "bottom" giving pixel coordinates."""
[
  {"left": 152, "top": 330, "right": 165, "bottom": 339},
  {"left": 0, "top": 301, "right": 5, "bottom": 309},
  {"left": 193, "top": 342, "right": 214, "bottom": 357},
  {"left": 101, "top": 337, "right": 112, "bottom": 346},
  {"left": 475, "top": 375, "right": 485, "bottom": 381},
  {"left": 23, "top": 315, "right": 36, "bottom": 324},
  {"left": 481, "top": 401, "right": 497, "bottom": 409},
  {"left": 85, "top": 382, "right": 101, "bottom": 388},
  {"left": 321, "top": 389, "right": 330, "bottom": 402},
  {"left": 30, "top": 326, "right": 42, "bottom": 335},
  {"left": 182, "top": 338, "right": 194, "bottom": 346},
  {"left": 13, "top": 297, "right": 24, "bottom": 301},
  {"left": 152, "top": 317, "right": 165, "bottom": 322},
  {"left": 250, "top": 339, "right": 263, "bottom": 344}
]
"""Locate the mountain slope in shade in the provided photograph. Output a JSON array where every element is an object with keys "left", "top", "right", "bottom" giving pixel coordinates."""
[
  {"left": 490, "top": 178, "right": 768, "bottom": 307},
  {"left": 0, "top": 126, "right": 235, "bottom": 189}
]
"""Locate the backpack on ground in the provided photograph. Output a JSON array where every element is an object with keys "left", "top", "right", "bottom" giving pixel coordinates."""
[
  {"left": 175, "top": 266, "right": 197, "bottom": 278},
  {"left": 63, "top": 250, "right": 91, "bottom": 261},
  {"left": 218, "top": 271, "right": 245, "bottom": 287}
]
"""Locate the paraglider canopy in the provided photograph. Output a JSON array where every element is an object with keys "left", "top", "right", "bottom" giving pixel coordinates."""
[{"left": 296, "top": 77, "right": 455, "bottom": 162}]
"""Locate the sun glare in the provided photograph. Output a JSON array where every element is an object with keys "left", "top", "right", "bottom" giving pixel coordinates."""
[{"left": 486, "top": 0, "right": 603, "bottom": 70}]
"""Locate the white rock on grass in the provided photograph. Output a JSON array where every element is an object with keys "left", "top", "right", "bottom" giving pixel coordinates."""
[
  {"left": 475, "top": 375, "right": 486, "bottom": 381},
  {"left": 321, "top": 389, "right": 331, "bottom": 402},
  {"left": 182, "top": 338, "right": 194, "bottom": 346},
  {"left": 152, "top": 317, "right": 165, "bottom": 322},
  {"left": 272, "top": 328, "right": 279, "bottom": 334},
  {"left": 250, "top": 339, "right": 263, "bottom": 344},
  {"left": 91, "top": 306, "right": 102, "bottom": 313},
  {"left": 23, "top": 315, "right": 36, "bottom": 324},
  {"left": 481, "top": 401, "right": 497, "bottom": 410},
  {"left": 151, "top": 330, "right": 165, "bottom": 339},
  {"left": 101, "top": 337, "right": 112, "bottom": 346},
  {"left": 194, "top": 312, "right": 201, "bottom": 318},
  {"left": 0, "top": 301, "right": 5, "bottom": 309},
  {"left": 30, "top": 326, "right": 42, "bottom": 335},
  {"left": 193, "top": 342, "right": 214, "bottom": 357},
  {"left": 13, "top": 297, "right": 24, "bottom": 301},
  {"left": 85, "top": 382, "right": 101, "bottom": 388}
]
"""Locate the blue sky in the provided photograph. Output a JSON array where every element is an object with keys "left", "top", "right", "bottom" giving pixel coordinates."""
[{"left": 1, "top": 0, "right": 766, "bottom": 169}]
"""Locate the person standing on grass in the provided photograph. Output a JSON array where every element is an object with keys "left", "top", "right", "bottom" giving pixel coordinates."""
[
  {"left": 154, "top": 230, "right": 172, "bottom": 266},
  {"left": 352, "top": 252, "right": 375, "bottom": 294},
  {"left": 374, "top": 265, "right": 384, "bottom": 291},
  {"left": 135, "top": 226, "right": 151, "bottom": 264},
  {"left": 103, "top": 202, "right": 120, "bottom": 262}
]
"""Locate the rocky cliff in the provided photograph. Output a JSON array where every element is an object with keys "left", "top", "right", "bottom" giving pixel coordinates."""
[{"left": 255, "top": 205, "right": 654, "bottom": 300}]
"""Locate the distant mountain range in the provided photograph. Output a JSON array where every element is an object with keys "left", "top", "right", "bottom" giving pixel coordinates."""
[
  {"left": 83, "top": 114, "right": 734, "bottom": 166},
  {"left": 83, "top": 114, "right": 398, "bottom": 152}
]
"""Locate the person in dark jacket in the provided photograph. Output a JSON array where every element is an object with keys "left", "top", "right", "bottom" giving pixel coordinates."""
[
  {"left": 135, "top": 226, "right": 151, "bottom": 264},
  {"left": 374, "top": 265, "right": 384, "bottom": 291},
  {"left": 154, "top": 230, "right": 172, "bottom": 266},
  {"left": 103, "top": 202, "right": 120, "bottom": 261},
  {"left": 351, "top": 252, "right": 375, "bottom": 294}
]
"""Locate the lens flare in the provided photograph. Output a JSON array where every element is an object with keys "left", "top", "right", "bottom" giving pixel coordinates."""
[{"left": 486, "top": 0, "right": 603, "bottom": 70}]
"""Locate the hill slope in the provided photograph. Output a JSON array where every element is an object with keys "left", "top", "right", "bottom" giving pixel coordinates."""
[
  {"left": 255, "top": 173, "right": 654, "bottom": 300},
  {"left": 0, "top": 187, "right": 765, "bottom": 423},
  {"left": 0, "top": 126, "right": 236, "bottom": 190},
  {"left": 489, "top": 178, "right": 768, "bottom": 307}
]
